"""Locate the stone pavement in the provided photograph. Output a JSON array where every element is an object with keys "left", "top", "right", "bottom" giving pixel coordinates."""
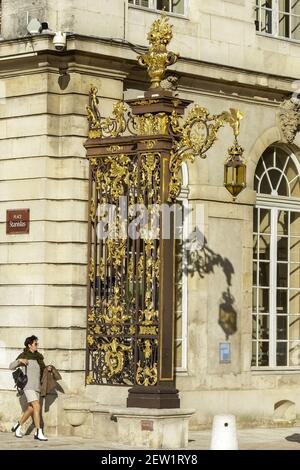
[{"left": 1, "top": 427, "right": 300, "bottom": 450}]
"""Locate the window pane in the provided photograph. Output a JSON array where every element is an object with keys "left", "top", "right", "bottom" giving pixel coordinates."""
[
  {"left": 175, "top": 340, "right": 182, "bottom": 368},
  {"left": 252, "top": 315, "right": 257, "bottom": 339},
  {"left": 292, "top": 0, "right": 300, "bottom": 15},
  {"left": 260, "top": 209, "right": 271, "bottom": 233},
  {"left": 289, "top": 315, "right": 300, "bottom": 340},
  {"left": 157, "top": 0, "right": 170, "bottom": 11},
  {"left": 277, "top": 262, "right": 288, "bottom": 287},
  {"left": 277, "top": 315, "right": 287, "bottom": 340},
  {"left": 290, "top": 212, "right": 300, "bottom": 236},
  {"left": 171, "top": 0, "right": 184, "bottom": 14},
  {"left": 253, "top": 262, "right": 257, "bottom": 285},
  {"left": 260, "top": 173, "right": 273, "bottom": 193},
  {"left": 252, "top": 341, "right": 257, "bottom": 366},
  {"left": 291, "top": 15, "right": 300, "bottom": 40},
  {"left": 259, "top": 261, "right": 270, "bottom": 286},
  {"left": 277, "top": 289, "right": 288, "bottom": 313},
  {"left": 277, "top": 210, "right": 289, "bottom": 235},
  {"left": 254, "top": 208, "right": 258, "bottom": 233},
  {"left": 258, "top": 315, "right": 270, "bottom": 339},
  {"left": 258, "top": 341, "right": 269, "bottom": 366},
  {"left": 261, "top": 8, "right": 273, "bottom": 34},
  {"left": 279, "top": 13, "right": 290, "bottom": 38},
  {"left": 289, "top": 341, "right": 300, "bottom": 365},
  {"left": 279, "top": 0, "right": 290, "bottom": 13},
  {"left": 259, "top": 288, "right": 270, "bottom": 313},
  {"left": 253, "top": 288, "right": 257, "bottom": 312},
  {"left": 290, "top": 238, "right": 300, "bottom": 263},
  {"left": 253, "top": 235, "right": 258, "bottom": 259},
  {"left": 277, "top": 341, "right": 287, "bottom": 366},
  {"left": 175, "top": 311, "right": 182, "bottom": 337},
  {"left": 290, "top": 264, "right": 300, "bottom": 291},
  {"left": 277, "top": 236, "right": 288, "bottom": 261},
  {"left": 260, "top": 235, "right": 271, "bottom": 260},
  {"left": 290, "top": 290, "right": 300, "bottom": 314}
]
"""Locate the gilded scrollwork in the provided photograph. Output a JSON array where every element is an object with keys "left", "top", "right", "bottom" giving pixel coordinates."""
[
  {"left": 136, "top": 362, "right": 158, "bottom": 386},
  {"left": 102, "top": 287, "right": 130, "bottom": 327},
  {"left": 100, "top": 338, "right": 132, "bottom": 378},
  {"left": 89, "top": 257, "right": 95, "bottom": 283},
  {"left": 139, "top": 326, "right": 158, "bottom": 335},
  {"left": 87, "top": 86, "right": 127, "bottom": 139},
  {"left": 136, "top": 339, "right": 158, "bottom": 386},
  {"left": 90, "top": 199, "right": 96, "bottom": 224},
  {"left": 168, "top": 107, "right": 245, "bottom": 201}
]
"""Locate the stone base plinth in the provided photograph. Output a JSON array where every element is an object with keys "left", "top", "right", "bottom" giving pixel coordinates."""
[{"left": 92, "top": 405, "right": 195, "bottom": 449}]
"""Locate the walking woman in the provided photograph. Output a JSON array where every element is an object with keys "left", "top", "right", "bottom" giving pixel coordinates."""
[{"left": 9, "top": 335, "right": 51, "bottom": 441}]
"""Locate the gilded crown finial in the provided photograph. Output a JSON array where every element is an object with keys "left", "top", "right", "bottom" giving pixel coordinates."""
[{"left": 138, "top": 13, "right": 179, "bottom": 89}]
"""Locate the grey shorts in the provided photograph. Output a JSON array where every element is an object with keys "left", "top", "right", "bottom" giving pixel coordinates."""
[{"left": 24, "top": 389, "right": 40, "bottom": 403}]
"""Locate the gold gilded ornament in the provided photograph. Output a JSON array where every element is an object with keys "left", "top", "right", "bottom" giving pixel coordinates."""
[{"left": 138, "top": 13, "right": 179, "bottom": 89}]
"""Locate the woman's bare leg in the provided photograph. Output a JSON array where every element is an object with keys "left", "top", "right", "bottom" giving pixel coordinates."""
[
  {"left": 19, "top": 404, "right": 33, "bottom": 425},
  {"left": 31, "top": 401, "right": 41, "bottom": 429}
]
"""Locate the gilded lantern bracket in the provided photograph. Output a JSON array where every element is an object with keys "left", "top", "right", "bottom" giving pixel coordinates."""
[{"left": 168, "top": 107, "right": 246, "bottom": 201}]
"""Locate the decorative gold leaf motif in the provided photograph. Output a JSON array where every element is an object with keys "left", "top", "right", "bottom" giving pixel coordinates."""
[
  {"left": 101, "top": 338, "right": 132, "bottom": 378},
  {"left": 136, "top": 361, "right": 158, "bottom": 386},
  {"left": 106, "top": 145, "right": 122, "bottom": 152},
  {"left": 89, "top": 257, "right": 95, "bottom": 282},
  {"left": 141, "top": 139, "right": 157, "bottom": 149},
  {"left": 139, "top": 326, "right": 158, "bottom": 335},
  {"left": 90, "top": 199, "right": 95, "bottom": 224},
  {"left": 131, "top": 99, "right": 160, "bottom": 105},
  {"left": 86, "top": 374, "right": 93, "bottom": 385},
  {"left": 87, "top": 335, "right": 94, "bottom": 346},
  {"left": 86, "top": 86, "right": 127, "bottom": 139}
]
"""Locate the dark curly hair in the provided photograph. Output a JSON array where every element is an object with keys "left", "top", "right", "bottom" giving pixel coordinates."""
[{"left": 24, "top": 335, "right": 38, "bottom": 348}]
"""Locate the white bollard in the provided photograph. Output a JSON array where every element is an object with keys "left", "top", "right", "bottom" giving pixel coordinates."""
[{"left": 210, "top": 414, "right": 238, "bottom": 450}]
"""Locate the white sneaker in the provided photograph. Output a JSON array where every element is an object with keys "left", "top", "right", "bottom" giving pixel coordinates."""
[
  {"left": 15, "top": 426, "right": 23, "bottom": 438},
  {"left": 34, "top": 429, "right": 48, "bottom": 441}
]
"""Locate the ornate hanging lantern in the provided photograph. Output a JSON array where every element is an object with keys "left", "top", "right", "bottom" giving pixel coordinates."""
[
  {"left": 224, "top": 139, "right": 247, "bottom": 200},
  {"left": 223, "top": 108, "right": 246, "bottom": 200}
]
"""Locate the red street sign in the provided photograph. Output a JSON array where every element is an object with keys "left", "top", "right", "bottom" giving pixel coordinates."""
[{"left": 6, "top": 209, "right": 30, "bottom": 234}]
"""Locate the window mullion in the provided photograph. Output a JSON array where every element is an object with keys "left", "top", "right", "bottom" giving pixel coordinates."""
[
  {"left": 256, "top": 208, "right": 260, "bottom": 366},
  {"left": 269, "top": 208, "right": 278, "bottom": 367},
  {"left": 259, "top": 0, "right": 262, "bottom": 32},
  {"left": 181, "top": 198, "right": 189, "bottom": 371},
  {"left": 273, "top": 0, "right": 279, "bottom": 36},
  {"left": 287, "top": 210, "right": 291, "bottom": 366}
]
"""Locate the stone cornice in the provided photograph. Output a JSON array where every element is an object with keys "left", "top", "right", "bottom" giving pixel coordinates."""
[{"left": 0, "top": 33, "right": 295, "bottom": 100}]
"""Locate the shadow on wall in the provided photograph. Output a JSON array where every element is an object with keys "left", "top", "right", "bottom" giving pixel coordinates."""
[{"left": 180, "top": 228, "right": 237, "bottom": 339}]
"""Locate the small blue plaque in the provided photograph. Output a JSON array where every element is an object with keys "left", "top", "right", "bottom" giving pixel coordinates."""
[{"left": 219, "top": 343, "right": 231, "bottom": 363}]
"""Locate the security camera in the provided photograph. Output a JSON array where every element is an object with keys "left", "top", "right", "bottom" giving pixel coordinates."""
[{"left": 53, "top": 32, "right": 66, "bottom": 51}]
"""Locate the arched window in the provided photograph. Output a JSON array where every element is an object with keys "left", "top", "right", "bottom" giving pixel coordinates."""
[
  {"left": 175, "top": 163, "right": 189, "bottom": 372},
  {"left": 252, "top": 144, "right": 300, "bottom": 368}
]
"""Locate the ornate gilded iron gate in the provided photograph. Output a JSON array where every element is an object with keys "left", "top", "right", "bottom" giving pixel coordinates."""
[
  {"left": 84, "top": 14, "right": 246, "bottom": 408},
  {"left": 86, "top": 142, "right": 162, "bottom": 387}
]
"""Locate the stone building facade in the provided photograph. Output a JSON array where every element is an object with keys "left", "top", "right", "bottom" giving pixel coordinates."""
[{"left": 1, "top": 0, "right": 300, "bottom": 435}]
